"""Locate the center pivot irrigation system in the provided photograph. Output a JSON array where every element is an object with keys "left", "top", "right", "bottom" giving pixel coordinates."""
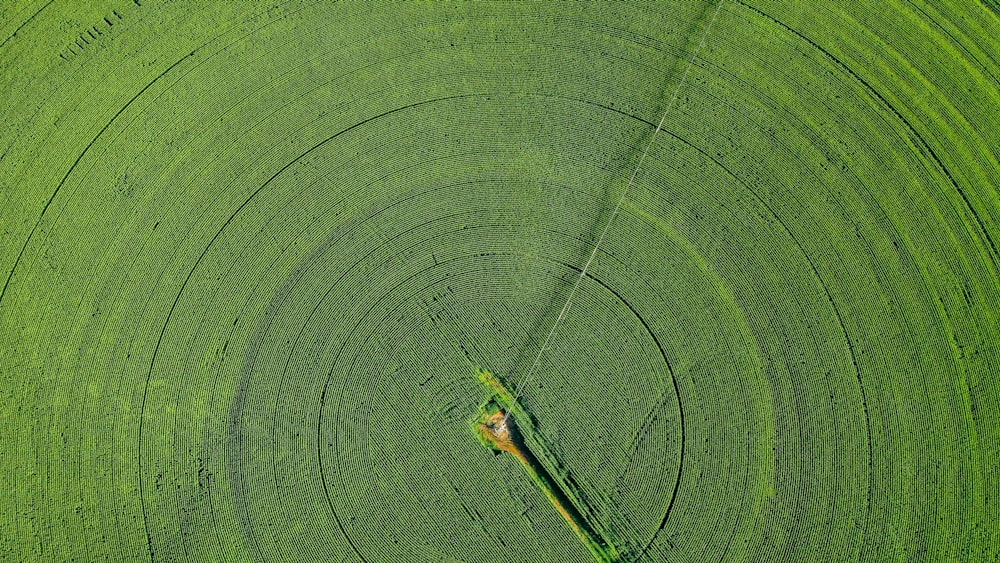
[{"left": 474, "top": 3, "right": 724, "bottom": 559}]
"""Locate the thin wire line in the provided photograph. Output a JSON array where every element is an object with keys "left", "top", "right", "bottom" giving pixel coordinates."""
[{"left": 503, "top": 0, "right": 726, "bottom": 425}]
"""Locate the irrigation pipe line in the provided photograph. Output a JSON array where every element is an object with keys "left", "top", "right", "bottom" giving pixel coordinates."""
[{"left": 503, "top": 0, "right": 726, "bottom": 427}]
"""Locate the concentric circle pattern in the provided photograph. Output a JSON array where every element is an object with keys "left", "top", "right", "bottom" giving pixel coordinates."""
[{"left": 2, "top": 1, "right": 998, "bottom": 561}]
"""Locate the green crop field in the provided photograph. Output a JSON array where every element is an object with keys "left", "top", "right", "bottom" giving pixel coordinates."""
[{"left": 1, "top": 1, "right": 998, "bottom": 561}]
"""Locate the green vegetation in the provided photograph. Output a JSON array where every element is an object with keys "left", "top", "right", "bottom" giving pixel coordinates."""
[{"left": 1, "top": 1, "right": 999, "bottom": 561}]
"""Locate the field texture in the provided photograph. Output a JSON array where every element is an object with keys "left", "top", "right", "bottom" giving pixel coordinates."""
[{"left": 1, "top": 1, "right": 998, "bottom": 561}]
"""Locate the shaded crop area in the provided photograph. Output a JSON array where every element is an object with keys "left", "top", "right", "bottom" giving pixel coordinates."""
[{"left": 1, "top": 1, "right": 998, "bottom": 561}]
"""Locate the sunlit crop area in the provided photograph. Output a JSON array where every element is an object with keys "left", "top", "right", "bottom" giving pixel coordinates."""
[{"left": 1, "top": 1, "right": 998, "bottom": 561}]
